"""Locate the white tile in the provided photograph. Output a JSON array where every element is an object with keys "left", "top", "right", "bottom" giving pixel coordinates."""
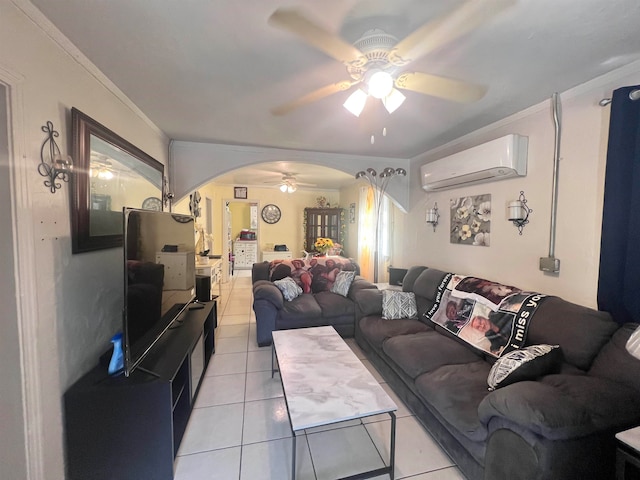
[
  {"left": 217, "top": 324, "right": 250, "bottom": 339},
  {"left": 364, "top": 416, "right": 455, "bottom": 478},
  {"left": 220, "top": 314, "right": 252, "bottom": 325},
  {"left": 242, "top": 397, "right": 292, "bottom": 444},
  {"left": 224, "top": 303, "right": 253, "bottom": 316},
  {"left": 363, "top": 382, "right": 413, "bottom": 423},
  {"left": 178, "top": 403, "right": 244, "bottom": 455},
  {"left": 174, "top": 447, "right": 241, "bottom": 480},
  {"left": 345, "top": 337, "right": 367, "bottom": 359},
  {"left": 245, "top": 370, "right": 284, "bottom": 402},
  {"left": 240, "top": 436, "right": 315, "bottom": 480},
  {"left": 206, "top": 352, "right": 247, "bottom": 376},
  {"left": 216, "top": 335, "right": 248, "bottom": 354},
  {"left": 194, "top": 373, "right": 246, "bottom": 407},
  {"left": 361, "top": 358, "right": 385, "bottom": 383},
  {"left": 399, "top": 466, "right": 467, "bottom": 480},
  {"left": 248, "top": 325, "right": 265, "bottom": 351},
  {"left": 304, "top": 418, "right": 363, "bottom": 434},
  {"left": 247, "top": 349, "right": 273, "bottom": 372},
  {"left": 306, "top": 424, "right": 385, "bottom": 480}
]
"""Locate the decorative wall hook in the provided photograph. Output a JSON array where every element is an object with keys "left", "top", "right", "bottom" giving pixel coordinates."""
[
  {"left": 508, "top": 191, "right": 532, "bottom": 235},
  {"left": 38, "top": 121, "right": 72, "bottom": 193},
  {"left": 426, "top": 202, "right": 440, "bottom": 232}
]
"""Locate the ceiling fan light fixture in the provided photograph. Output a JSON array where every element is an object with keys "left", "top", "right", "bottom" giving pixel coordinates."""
[
  {"left": 368, "top": 70, "right": 394, "bottom": 99},
  {"left": 343, "top": 88, "right": 368, "bottom": 117},
  {"left": 279, "top": 183, "right": 288, "bottom": 193},
  {"left": 382, "top": 88, "right": 406, "bottom": 114}
]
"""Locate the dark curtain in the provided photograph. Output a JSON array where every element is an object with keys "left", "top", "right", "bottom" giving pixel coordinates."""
[{"left": 597, "top": 85, "right": 640, "bottom": 324}]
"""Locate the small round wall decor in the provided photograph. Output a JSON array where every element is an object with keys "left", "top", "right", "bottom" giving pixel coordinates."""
[
  {"left": 141, "top": 197, "right": 162, "bottom": 211},
  {"left": 261, "top": 204, "right": 281, "bottom": 224}
]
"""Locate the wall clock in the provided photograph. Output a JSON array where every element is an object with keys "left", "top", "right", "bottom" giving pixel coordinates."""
[
  {"left": 261, "top": 204, "right": 281, "bottom": 224},
  {"left": 142, "top": 197, "right": 162, "bottom": 211}
]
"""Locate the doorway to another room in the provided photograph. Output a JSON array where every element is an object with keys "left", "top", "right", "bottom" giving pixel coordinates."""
[{"left": 223, "top": 200, "right": 259, "bottom": 282}]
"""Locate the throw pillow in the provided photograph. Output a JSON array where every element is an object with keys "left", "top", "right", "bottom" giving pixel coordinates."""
[
  {"left": 274, "top": 277, "right": 303, "bottom": 302},
  {"left": 487, "top": 344, "right": 563, "bottom": 391},
  {"left": 382, "top": 290, "right": 417, "bottom": 319},
  {"left": 330, "top": 270, "right": 356, "bottom": 297}
]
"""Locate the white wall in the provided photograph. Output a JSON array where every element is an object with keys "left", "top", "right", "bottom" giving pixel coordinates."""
[
  {"left": 0, "top": 82, "right": 28, "bottom": 480},
  {"left": 1, "top": 1, "right": 168, "bottom": 478},
  {"left": 170, "top": 141, "right": 411, "bottom": 212},
  {"left": 397, "top": 63, "right": 640, "bottom": 308}
]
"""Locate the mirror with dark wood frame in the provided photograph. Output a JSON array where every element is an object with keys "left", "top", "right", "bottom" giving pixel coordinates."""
[{"left": 70, "top": 107, "right": 164, "bottom": 253}]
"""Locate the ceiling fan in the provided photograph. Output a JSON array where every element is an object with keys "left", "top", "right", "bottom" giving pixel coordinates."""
[
  {"left": 263, "top": 173, "right": 317, "bottom": 193},
  {"left": 268, "top": 0, "right": 514, "bottom": 116}
]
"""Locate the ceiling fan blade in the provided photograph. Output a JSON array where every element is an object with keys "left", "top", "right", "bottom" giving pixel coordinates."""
[
  {"left": 390, "top": 0, "right": 515, "bottom": 65},
  {"left": 395, "top": 72, "right": 487, "bottom": 103},
  {"left": 269, "top": 8, "right": 366, "bottom": 66},
  {"left": 271, "top": 80, "right": 355, "bottom": 116}
]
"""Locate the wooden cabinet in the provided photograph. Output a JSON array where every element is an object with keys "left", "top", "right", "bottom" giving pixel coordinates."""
[
  {"left": 304, "top": 208, "right": 344, "bottom": 252},
  {"left": 195, "top": 258, "right": 222, "bottom": 297},
  {"left": 64, "top": 301, "right": 216, "bottom": 480},
  {"left": 234, "top": 240, "right": 258, "bottom": 269},
  {"left": 262, "top": 250, "right": 293, "bottom": 262}
]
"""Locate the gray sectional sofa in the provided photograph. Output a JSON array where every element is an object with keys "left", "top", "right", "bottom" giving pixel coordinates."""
[
  {"left": 353, "top": 265, "right": 640, "bottom": 480},
  {"left": 251, "top": 260, "right": 376, "bottom": 346}
]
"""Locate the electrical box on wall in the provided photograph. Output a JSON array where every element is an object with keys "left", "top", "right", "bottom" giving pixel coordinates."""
[{"left": 540, "top": 257, "right": 560, "bottom": 273}]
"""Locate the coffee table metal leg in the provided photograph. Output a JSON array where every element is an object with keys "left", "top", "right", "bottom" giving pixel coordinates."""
[
  {"left": 389, "top": 411, "right": 396, "bottom": 480},
  {"left": 272, "top": 343, "right": 277, "bottom": 378},
  {"left": 291, "top": 432, "right": 297, "bottom": 480}
]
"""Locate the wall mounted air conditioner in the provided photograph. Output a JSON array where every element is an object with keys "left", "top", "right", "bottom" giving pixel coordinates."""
[{"left": 421, "top": 134, "right": 528, "bottom": 191}]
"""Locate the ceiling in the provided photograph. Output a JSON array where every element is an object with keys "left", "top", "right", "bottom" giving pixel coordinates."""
[{"left": 30, "top": 0, "right": 640, "bottom": 189}]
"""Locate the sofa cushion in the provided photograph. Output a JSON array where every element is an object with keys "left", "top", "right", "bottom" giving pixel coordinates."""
[
  {"left": 413, "top": 268, "right": 449, "bottom": 302},
  {"left": 401, "top": 266, "right": 428, "bottom": 292},
  {"left": 414, "top": 361, "right": 492, "bottom": 442},
  {"left": 479, "top": 373, "right": 640, "bottom": 440},
  {"left": 358, "top": 316, "right": 430, "bottom": 349},
  {"left": 382, "top": 330, "right": 482, "bottom": 379},
  {"left": 253, "top": 280, "right": 284, "bottom": 309},
  {"left": 382, "top": 291, "right": 417, "bottom": 319},
  {"left": 526, "top": 297, "right": 618, "bottom": 370},
  {"left": 541, "top": 374, "right": 640, "bottom": 433},
  {"left": 274, "top": 277, "right": 303, "bottom": 301},
  {"left": 478, "top": 380, "right": 592, "bottom": 440},
  {"left": 315, "top": 291, "right": 355, "bottom": 318},
  {"left": 278, "top": 294, "right": 323, "bottom": 324},
  {"left": 589, "top": 323, "right": 640, "bottom": 393},
  {"left": 354, "top": 288, "right": 383, "bottom": 317},
  {"left": 487, "top": 344, "right": 563, "bottom": 391}
]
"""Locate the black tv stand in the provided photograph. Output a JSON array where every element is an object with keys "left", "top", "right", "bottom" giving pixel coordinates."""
[{"left": 64, "top": 300, "right": 217, "bottom": 480}]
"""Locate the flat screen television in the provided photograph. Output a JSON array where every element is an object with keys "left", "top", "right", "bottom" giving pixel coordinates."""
[{"left": 123, "top": 208, "right": 196, "bottom": 376}]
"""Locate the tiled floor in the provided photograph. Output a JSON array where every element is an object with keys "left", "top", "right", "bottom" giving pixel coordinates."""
[{"left": 175, "top": 271, "right": 466, "bottom": 480}]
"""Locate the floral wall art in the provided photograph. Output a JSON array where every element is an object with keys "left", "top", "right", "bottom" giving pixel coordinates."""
[{"left": 450, "top": 194, "right": 491, "bottom": 246}]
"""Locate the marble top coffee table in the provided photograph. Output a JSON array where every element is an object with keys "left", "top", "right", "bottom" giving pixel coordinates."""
[{"left": 272, "top": 326, "right": 397, "bottom": 480}]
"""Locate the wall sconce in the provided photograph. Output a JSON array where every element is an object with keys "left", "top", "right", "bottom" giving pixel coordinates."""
[
  {"left": 38, "top": 121, "right": 72, "bottom": 193},
  {"left": 426, "top": 202, "right": 440, "bottom": 232},
  {"left": 163, "top": 177, "right": 174, "bottom": 208},
  {"left": 508, "top": 191, "right": 532, "bottom": 235}
]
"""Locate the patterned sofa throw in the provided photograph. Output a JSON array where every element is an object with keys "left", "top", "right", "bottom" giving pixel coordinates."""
[
  {"left": 424, "top": 273, "right": 548, "bottom": 357},
  {"left": 269, "top": 257, "right": 357, "bottom": 294}
]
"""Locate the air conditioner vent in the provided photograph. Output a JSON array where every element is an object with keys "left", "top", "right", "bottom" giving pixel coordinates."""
[{"left": 421, "top": 135, "right": 528, "bottom": 192}]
